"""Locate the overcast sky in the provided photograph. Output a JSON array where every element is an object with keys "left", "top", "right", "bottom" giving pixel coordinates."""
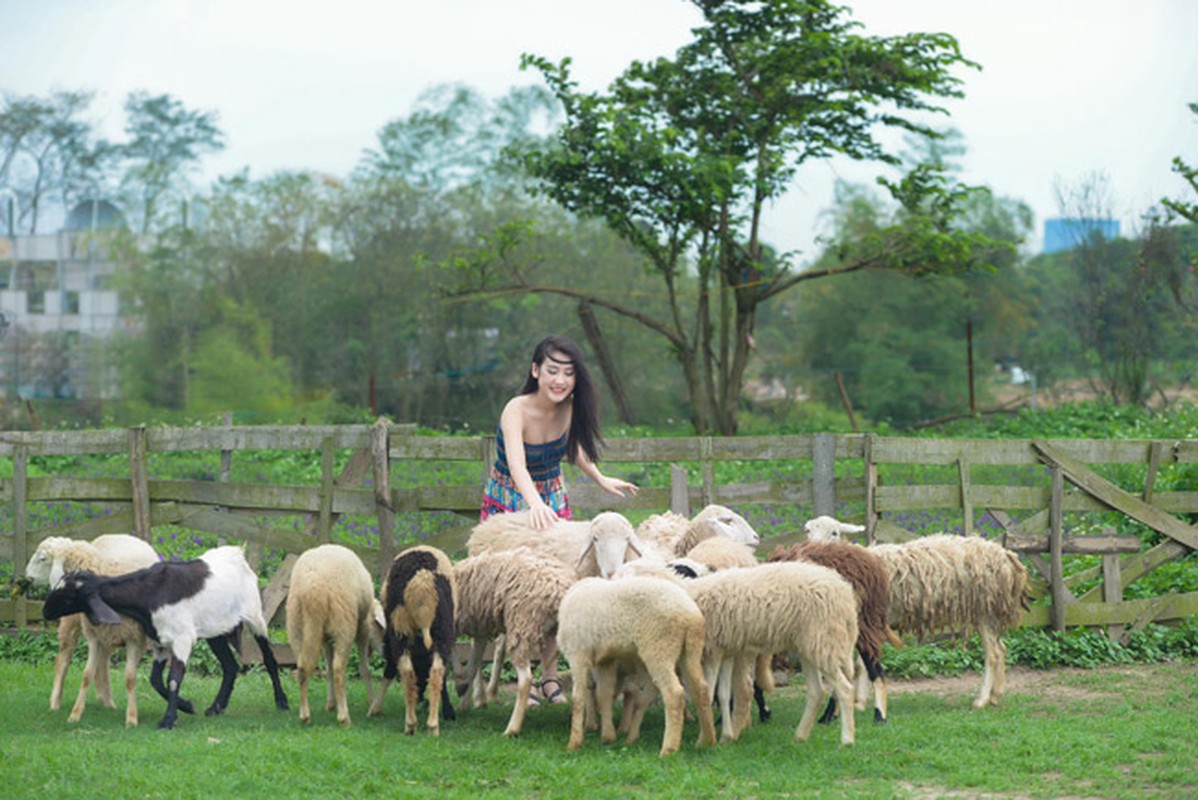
[{"left": 5, "top": 0, "right": 1196, "bottom": 261}]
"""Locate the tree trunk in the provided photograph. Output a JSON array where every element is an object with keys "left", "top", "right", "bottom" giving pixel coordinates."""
[{"left": 577, "top": 300, "right": 635, "bottom": 425}]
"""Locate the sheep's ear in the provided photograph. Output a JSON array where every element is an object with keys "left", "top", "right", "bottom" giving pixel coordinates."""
[
  {"left": 626, "top": 534, "right": 645, "bottom": 559},
  {"left": 575, "top": 540, "right": 596, "bottom": 571},
  {"left": 838, "top": 522, "right": 866, "bottom": 535},
  {"left": 85, "top": 594, "right": 123, "bottom": 626}
]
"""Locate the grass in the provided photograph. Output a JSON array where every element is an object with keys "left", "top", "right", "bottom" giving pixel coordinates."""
[{"left": 1, "top": 658, "right": 1196, "bottom": 800}]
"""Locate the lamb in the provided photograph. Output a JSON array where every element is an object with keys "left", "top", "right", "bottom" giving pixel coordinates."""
[
  {"left": 806, "top": 519, "right": 1030, "bottom": 708},
  {"left": 41, "top": 544, "right": 290, "bottom": 729},
  {"left": 768, "top": 540, "right": 898, "bottom": 723},
  {"left": 803, "top": 515, "right": 866, "bottom": 542},
  {"left": 286, "top": 544, "right": 385, "bottom": 727},
  {"left": 636, "top": 504, "right": 761, "bottom": 557},
  {"left": 452, "top": 547, "right": 577, "bottom": 737},
  {"left": 367, "top": 544, "right": 457, "bottom": 736},
  {"left": 556, "top": 575, "right": 717, "bottom": 757},
  {"left": 685, "top": 562, "right": 860, "bottom": 745},
  {"left": 25, "top": 534, "right": 159, "bottom": 725}
]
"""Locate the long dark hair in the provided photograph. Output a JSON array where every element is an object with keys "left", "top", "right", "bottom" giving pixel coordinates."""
[{"left": 520, "top": 334, "right": 602, "bottom": 465}]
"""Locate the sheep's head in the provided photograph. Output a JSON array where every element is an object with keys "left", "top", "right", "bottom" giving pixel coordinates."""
[
  {"left": 25, "top": 536, "right": 72, "bottom": 586},
  {"left": 579, "top": 512, "right": 640, "bottom": 579},
  {"left": 42, "top": 570, "right": 121, "bottom": 625},
  {"left": 692, "top": 505, "right": 760, "bottom": 546},
  {"left": 803, "top": 515, "right": 865, "bottom": 542}
]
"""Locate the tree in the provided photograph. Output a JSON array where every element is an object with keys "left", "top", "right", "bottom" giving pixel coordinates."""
[
  {"left": 451, "top": 0, "right": 1001, "bottom": 434},
  {"left": 1163, "top": 102, "right": 1198, "bottom": 226},
  {"left": 120, "top": 92, "right": 225, "bottom": 234}
]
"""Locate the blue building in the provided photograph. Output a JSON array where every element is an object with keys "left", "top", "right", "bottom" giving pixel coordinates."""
[{"left": 1043, "top": 217, "right": 1120, "bottom": 254}]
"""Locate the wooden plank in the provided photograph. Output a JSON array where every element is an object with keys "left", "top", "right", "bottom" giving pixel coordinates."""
[
  {"left": 812, "top": 433, "right": 836, "bottom": 518},
  {"left": 1103, "top": 553, "right": 1124, "bottom": 640},
  {"left": 261, "top": 552, "right": 299, "bottom": 625},
  {"left": 147, "top": 425, "right": 372, "bottom": 452},
  {"left": 1033, "top": 440, "right": 1198, "bottom": 551},
  {"left": 864, "top": 433, "right": 878, "bottom": 544},
  {"left": 1049, "top": 465, "right": 1068, "bottom": 631},
  {"left": 128, "top": 426, "right": 151, "bottom": 539},
  {"left": 1018, "top": 590, "right": 1198, "bottom": 627},
  {"left": 1004, "top": 532, "right": 1142, "bottom": 554},
  {"left": 1143, "top": 441, "right": 1163, "bottom": 504},
  {"left": 1075, "top": 540, "right": 1189, "bottom": 602},
  {"left": 13, "top": 446, "right": 28, "bottom": 628}
]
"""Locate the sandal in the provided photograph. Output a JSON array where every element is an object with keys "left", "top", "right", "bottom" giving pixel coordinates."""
[{"left": 539, "top": 678, "right": 567, "bottom": 705}]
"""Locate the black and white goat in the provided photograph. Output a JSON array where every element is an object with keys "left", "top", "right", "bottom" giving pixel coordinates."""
[{"left": 42, "top": 545, "right": 289, "bottom": 729}]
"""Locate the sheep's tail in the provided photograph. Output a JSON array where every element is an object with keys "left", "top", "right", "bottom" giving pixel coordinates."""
[{"left": 885, "top": 626, "right": 904, "bottom": 648}]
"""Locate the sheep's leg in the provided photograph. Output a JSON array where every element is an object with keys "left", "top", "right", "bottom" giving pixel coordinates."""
[
  {"left": 324, "top": 642, "right": 336, "bottom": 713},
  {"left": 158, "top": 654, "right": 189, "bottom": 730},
  {"left": 644, "top": 655, "right": 687, "bottom": 758},
  {"left": 486, "top": 634, "right": 506, "bottom": 703},
  {"left": 716, "top": 657, "right": 737, "bottom": 742},
  {"left": 680, "top": 627, "right": 717, "bottom": 748},
  {"left": 834, "top": 664, "right": 857, "bottom": 745},
  {"left": 794, "top": 661, "right": 828, "bottom": 743},
  {"left": 50, "top": 615, "right": 82, "bottom": 710},
  {"left": 753, "top": 652, "right": 774, "bottom": 722},
  {"left": 357, "top": 635, "right": 375, "bottom": 709},
  {"left": 67, "top": 638, "right": 103, "bottom": 723},
  {"left": 149, "top": 656, "right": 196, "bottom": 715},
  {"left": 565, "top": 653, "right": 593, "bottom": 751},
  {"left": 399, "top": 653, "right": 419, "bottom": 734},
  {"left": 729, "top": 655, "right": 755, "bottom": 740},
  {"left": 368, "top": 633, "right": 398, "bottom": 717},
  {"left": 594, "top": 663, "right": 619, "bottom": 744},
  {"left": 204, "top": 634, "right": 240, "bottom": 716},
  {"left": 861, "top": 649, "right": 888, "bottom": 723},
  {"left": 426, "top": 652, "right": 447, "bottom": 736},
  {"left": 458, "top": 637, "right": 486, "bottom": 710},
  {"left": 976, "top": 628, "right": 1006, "bottom": 708},
  {"left": 332, "top": 641, "right": 352, "bottom": 727},
  {"left": 123, "top": 639, "right": 144, "bottom": 728},
  {"left": 504, "top": 656, "right": 534, "bottom": 738}
]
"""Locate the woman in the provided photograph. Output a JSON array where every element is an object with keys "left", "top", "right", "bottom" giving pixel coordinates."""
[
  {"left": 480, "top": 334, "right": 638, "bottom": 705},
  {"left": 481, "top": 334, "right": 638, "bottom": 531}
]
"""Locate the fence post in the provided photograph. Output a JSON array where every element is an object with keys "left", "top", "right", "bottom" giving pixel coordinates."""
[
  {"left": 13, "top": 445, "right": 28, "bottom": 628},
  {"left": 128, "top": 425, "right": 151, "bottom": 540},
  {"left": 812, "top": 433, "right": 836, "bottom": 519},
  {"left": 958, "top": 457, "right": 973, "bottom": 536},
  {"left": 670, "top": 464, "right": 689, "bottom": 516},
  {"left": 1103, "top": 549, "right": 1124, "bottom": 641},
  {"left": 699, "top": 437, "right": 715, "bottom": 507},
  {"left": 372, "top": 419, "right": 395, "bottom": 582},
  {"left": 1049, "top": 465, "right": 1066, "bottom": 631},
  {"left": 864, "top": 433, "right": 878, "bottom": 545},
  {"left": 318, "top": 436, "right": 335, "bottom": 544}
]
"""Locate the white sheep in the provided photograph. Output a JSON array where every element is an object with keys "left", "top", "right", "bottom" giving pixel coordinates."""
[
  {"left": 286, "top": 544, "right": 385, "bottom": 727},
  {"left": 453, "top": 547, "right": 577, "bottom": 737},
  {"left": 680, "top": 535, "right": 758, "bottom": 570},
  {"left": 805, "top": 519, "right": 1030, "bottom": 709},
  {"left": 467, "top": 510, "right": 643, "bottom": 578},
  {"left": 636, "top": 504, "right": 761, "bottom": 557},
  {"left": 556, "top": 575, "right": 717, "bottom": 757},
  {"left": 368, "top": 545, "right": 457, "bottom": 735},
  {"left": 25, "top": 534, "right": 159, "bottom": 725},
  {"left": 685, "top": 562, "right": 860, "bottom": 746},
  {"left": 803, "top": 515, "right": 866, "bottom": 542},
  {"left": 41, "top": 544, "right": 290, "bottom": 729}
]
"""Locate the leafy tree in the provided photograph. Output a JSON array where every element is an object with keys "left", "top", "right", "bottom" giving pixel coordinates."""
[
  {"left": 120, "top": 92, "right": 225, "bottom": 234},
  {"left": 1163, "top": 102, "right": 1198, "bottom": 226},
  {"left": 451, "top": 0, "right": 1001, "bottom": 433}
]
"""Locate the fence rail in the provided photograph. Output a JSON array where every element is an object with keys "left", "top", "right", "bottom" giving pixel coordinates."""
[{"left": 2, "top": 422, "right": 1196, "bottom": 636}]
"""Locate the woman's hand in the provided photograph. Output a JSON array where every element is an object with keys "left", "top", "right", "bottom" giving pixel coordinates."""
[
  {"left": 598, "top": 475, "right": 639, "bottom": 499},
  {"left": 527, "top": 501, "right": 560, "bottom": 531}
]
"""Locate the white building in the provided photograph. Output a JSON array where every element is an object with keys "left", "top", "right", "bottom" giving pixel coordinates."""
[{"left": 0, "top": 199, "right": 132, "bottom": 399}]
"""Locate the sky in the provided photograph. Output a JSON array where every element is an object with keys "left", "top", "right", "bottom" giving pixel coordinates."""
[{"left": 4, "top": 0, "right": 1196, "bottom": 262}]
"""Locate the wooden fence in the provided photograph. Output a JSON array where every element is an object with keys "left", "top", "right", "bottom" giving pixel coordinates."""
[{"left": 2, "top": 422, "right": 1197, "bottom": 639}]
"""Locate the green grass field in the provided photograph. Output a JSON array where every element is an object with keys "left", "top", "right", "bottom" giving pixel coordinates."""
[{"left": 2, "top": 659, "right": 1195, "bottom": 800}]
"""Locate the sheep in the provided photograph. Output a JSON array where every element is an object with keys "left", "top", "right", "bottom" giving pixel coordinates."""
[
  {"left": 636, "top": 504, "right": 761, "bottom": 557},
  {"left": 25, "top": 534, "right": 159, "bottom": 725},
  {"left": 556, "top": 575, "right": 717, "bottom": 757},
  {"left": 767, "top": 540, "right": 899, "bottom": 724},
  {"left": 802, "top": 515, "right": 866, "bottom": 542},
  {"left": 684, "top": 562, "right": 860, "bottom": 745},
  {"left": 367, "top": 545, "right": 457, "bottom": 736},
  {"left": 467, "top": 510, "right": 643, "bottom": 579},
  {"left": 805, "top": 519, "right": 1030, "bottom": 709},
  {"left": 681, "top": 536, "right": 758, "bottom": 570},
  {"left": 41, "top": 544, "right": 290, "bottom": 729},
  {"left": 286, "top": 544, "right": 385, "bottom": 727},
  {"left": 452, "top": 547, "right": 577, "bottom": 737}
]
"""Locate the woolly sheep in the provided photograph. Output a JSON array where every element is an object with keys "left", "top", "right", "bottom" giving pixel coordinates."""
[
  {"left": 803, "top": 515, "right": 866, "bottom": 542},
  {"left": 636, "top": 504, "right": 761, "bottom": 557},
  {"left": 286, "top": 544, "right": 385, "bottom": 727},
  {"left": 768, "top": 540, "right": 898, "bottom": 723},
  {"left": 25, "top": 534, "right": 160, "bottom": 726},
  {"left": 368, "top": 545, "right": 457, "bottom": 735},
  {"left": 681, "top": 536, "right": 758, "bottom": 570},
  {"left": 685, "top": 562, "right": 860, "bottom": 745},
  {"left": 805, "top": 519, "right": 1030, "bottom": 708},
  {"left": 42, "top": 545, "right": 290, "bottom": 729},
  {"left": 453, "top": 547, "right": 577, "bottom": 737},
  {"left": 556, "top": 575, "right": 717, "bottom": 757},
  {"left": 467, "top": 510, "right": 643, "bottom": 579}
]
